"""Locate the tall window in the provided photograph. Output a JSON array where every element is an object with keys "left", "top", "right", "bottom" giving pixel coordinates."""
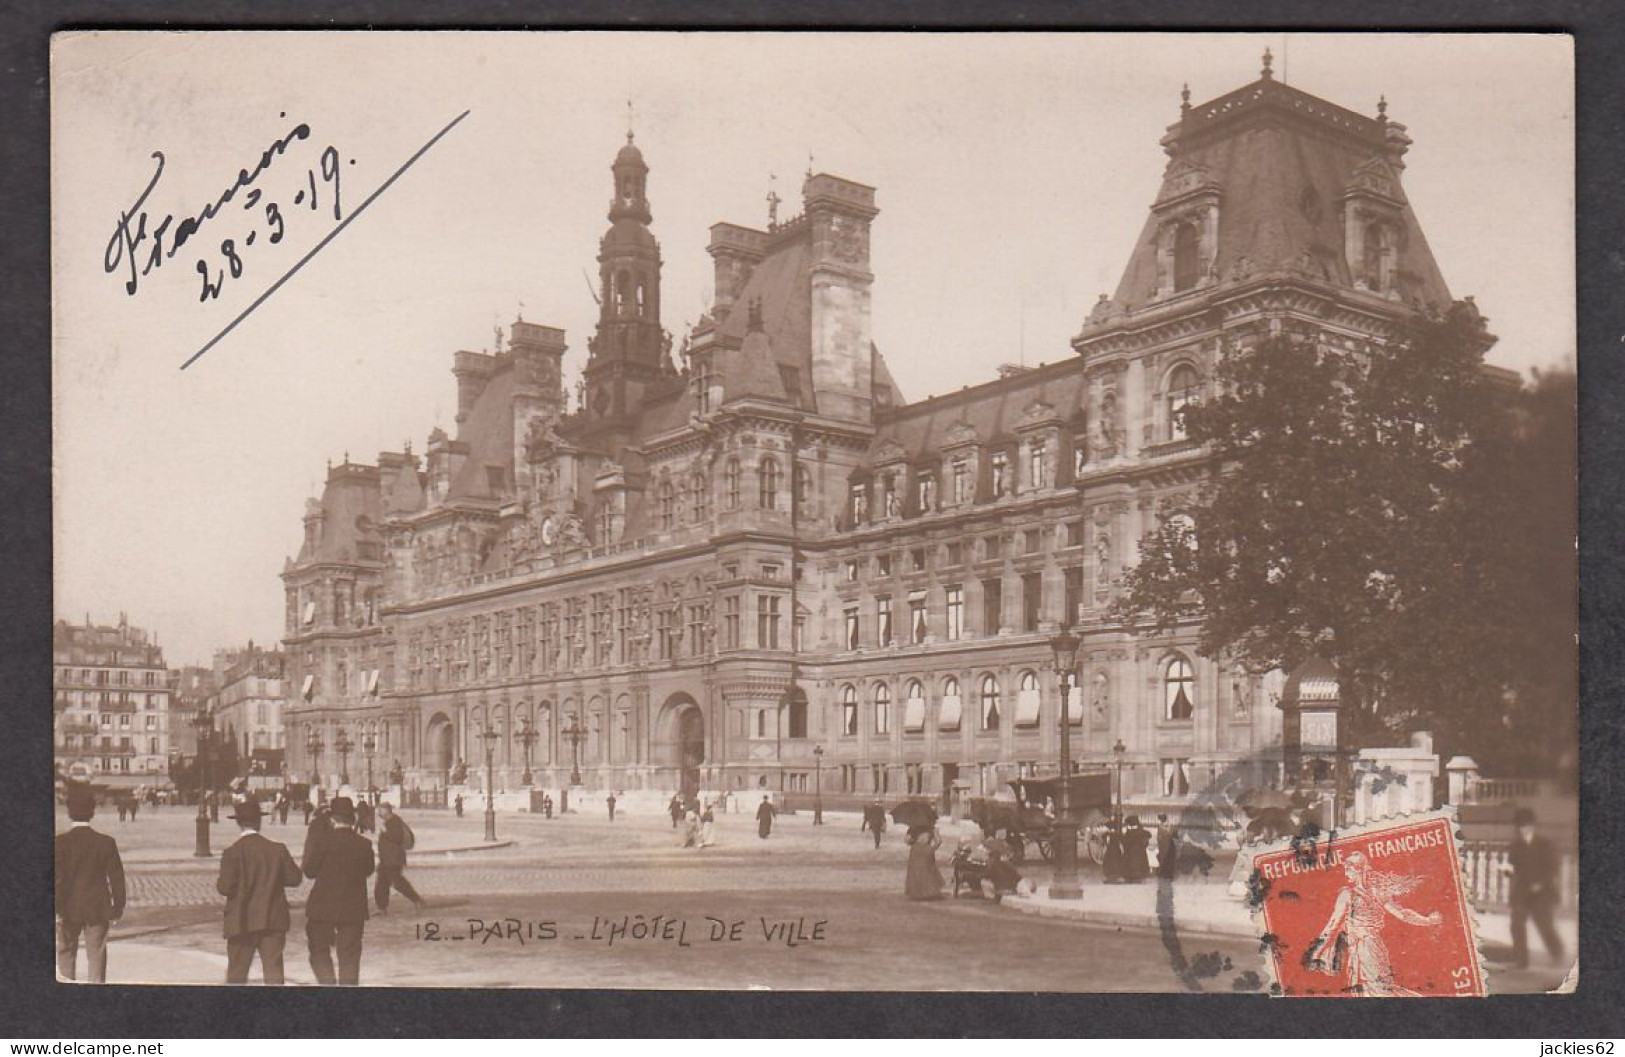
[
  {"left": 952, "top": 458, "right": 970, "bottom": 505},
  {"left": 990, "top": 451, "right": 1009, "bottom": 496},
  {"left": 844, "top": 606, "right": 860, "bottom": 651},
  {"left": 982, "top": 578, "right": 1003, "bottom": 635},
  {"left": 873, "top": 684, "right": 891, "bottom": 735},
  {"left": 1022, "top": 572, "right": 1043, "bottom": 632},
  {"left": 1168, "top": 364, "right": 1201, "bottom": 441},
  {"left": 1363, "top": 223, "right": 1388, "bottom": 291},
  {"left": 721, "top": 595, "right": 740, "bottom": 649},
  {"left": 849, "top": 483, "right": 868, "bottom": 525},
  {"left": 1173, "top": 221, "right": 1199, "bottom": 292},
  {"left": 980, "top": 675, "right": 1001, "bottom": 731},
  {"left": 659, "top": 481, "right": 675, "bottom": 531},
  {"left": 1165, "top": 655, "right": 1196, "bottom": 720},
  {"left": 1017, "top": 671, "right": 1041, "bottom": 729},
  {"left": 1029, "top": 442, "right": 1048, "bottom": 489},
  {"left": 841, "top": 685, "right": 858, "bottom": 736},
  {"left": 909, "top": 592, "right": 928, "bottom": 644},
  {"left": 758, "top": 596, "right": 781, "bottom": 649},
  {"left": 693, "top": 354, "right": 714, "bottom": 414},
  {"left": 794, "top": 465, "right": 812, "bottom": 510},
  {"left": 725, "top": 459, "right": 741, "bottom": 510},
  {"left": 916, "top": 471, "right": 936, "bottom": 512},
  {"left": 759, "top": 457, "right": 781, "bottom": 510},
  {"left": 945, "top": 585, "right": 964, "bottom": 641},
  {"left": 904, "top": 680, "right": 926, "bottom": 734},
  {"left": 876, "top": 597, "right": 892, "bottom": 646},
  {"left": 787, "top": 693, "right": 808, "bottom": 739},
  {"left": 691, "top": 472, "right": 710, "bottom": 522}
]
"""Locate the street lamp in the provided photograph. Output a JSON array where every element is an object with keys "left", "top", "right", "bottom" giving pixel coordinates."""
[
  {"left": 193, "top": 705, "right": 214, "bottom": 858},
  {"left": 305, "top": 728, "right": 325, "bottom": 787},
  {"left": 812, "top": 744, "right": 825, "bottom": 826},
  {"left": 478, "top": 721, "right": 501, "bottom": 842},
  {"left": 362, "top": 730, "right": 376, "bottom": 797},
  {"left": 1112, "top": 738, "right": 1128, "bottom": 815},
  {"left": 561, "top": 714, "right": 586, "bottom": 787},
  {"left": 334, "top": 727, "right": 353, "bottom": 786},
  {"left": 517, "top": 717, "right": 539, "bottom": 786},
  {"left": 1048, "top": 629, "right": 1082, "bottom": 900}
]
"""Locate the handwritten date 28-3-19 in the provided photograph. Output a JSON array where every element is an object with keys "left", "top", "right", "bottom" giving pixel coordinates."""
[{"left": 101, "top": 115, "right": 353, "bottom": 304}]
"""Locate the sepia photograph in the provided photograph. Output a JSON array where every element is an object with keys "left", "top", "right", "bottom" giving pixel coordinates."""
[{"left": 49, "top": 30, "right": 1577, "bottom": 995}]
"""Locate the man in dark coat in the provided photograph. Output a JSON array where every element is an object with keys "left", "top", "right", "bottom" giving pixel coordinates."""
[
  {"left": 374, "top": 802, "right": 425, "bottom": 914},
  {"left": 1122, "top": 815, "right": 1152, "bottom": 882},
  {"left": 302, "top": 797, "right": 374, "bottom": 985},
  {"left": 542, "top": 794, "right": 553, "bottom": 820},
  {"left": 669, "top": 794, "right": 683, "bottom": 829},
  {"left": 55, "top": 787, "right": 125, "bottom": 982},
  {"left": 1505, "top": 807, "right": 1566, "bottom": 969},
  {"left": 861, "top": 799, "right": 888, "bottom": 849},
  {"left": 1155, "top": 813, "right": 1179, "bottom": 880},
  {"left": 217, "top": 798, "right": 302, "bottom": 984},
  {"left": 607, "top": 792, "right": 617, "bottom": 822},
  {"left": 756, "top": 794, "right": 777, "bottom": 839},
  {"left": 454, "top": 793, "right": 464, "bottom": 818}
]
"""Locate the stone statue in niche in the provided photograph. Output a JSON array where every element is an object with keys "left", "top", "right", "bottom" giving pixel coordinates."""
[{"left": 1097, "top": 393, "right": 1121, "bottom": 459}]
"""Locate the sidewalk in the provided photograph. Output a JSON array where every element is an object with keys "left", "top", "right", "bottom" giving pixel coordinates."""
[{"left": 80, "top": 939, "right": 318, "bottom": 986}]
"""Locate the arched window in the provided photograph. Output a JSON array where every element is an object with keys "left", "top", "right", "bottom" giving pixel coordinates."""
[
  {"left": 1165, "top": 654, "right": 1196, "bottom": 720},
  {"left": 1173, "top": 222, "right": 1200, "bottom": 292},
  {"left": 1167, "top": 363, "right": 1201, "bottom": 441},
  {"left": 759, "top": 457, "right": 780, "bottom": 511},
  {"left": 725, "top": 458, "right": 741, "bottom": 511},
  {"left": 841, "top": 685, "right": 858, "bottom": 737},
  {"left": 980, "top": 674, "right": 1001, "bottom": 731},
  {"left": 903, "top": 680, "right": 926, "bottom": 733},
  {"left": 940, "top": 676, "right": 963, "bottom": 733},
  {"left": 873, "top": 683, "right": 891, "bottom": 735},
  {"left": 616, "top": 269, "right": 632, "bottom": 313},
  {"left": 691, "top": 471, "right": 709, "bottom": 523},
  {"left": 1016, "top": 670, "right": 1041, "bottom": 728},
  {"left": 659, "top": 480, "right": 675, "bottom": 531}
]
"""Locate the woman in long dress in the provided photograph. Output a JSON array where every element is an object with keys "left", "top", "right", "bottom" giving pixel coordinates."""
[
  {"left": 904, "top": 825, "right": 945, "bottom": 901},
  {"left": 698, "top": 802, "right": 716, "bottom": 848}
]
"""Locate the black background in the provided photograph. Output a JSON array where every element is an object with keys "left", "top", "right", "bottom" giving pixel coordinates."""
[{"left": 3, "top": 2, "right": 1620, "bottom": 1038}]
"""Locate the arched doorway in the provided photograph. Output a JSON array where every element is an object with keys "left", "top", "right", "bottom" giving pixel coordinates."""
[
  {"left": 655, "top": 693, "right": 705, "bottom": 799},
  {"left": 425, "top": 712, "right": 455, "bottom": 786}
]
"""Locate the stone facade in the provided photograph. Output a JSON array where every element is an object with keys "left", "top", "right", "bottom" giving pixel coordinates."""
[
  {"left": 52, "top": 615, "right": 174, "bottom": 782},
  {"left": 281, "top": 61, "right": 1486, "bottom": 811}
]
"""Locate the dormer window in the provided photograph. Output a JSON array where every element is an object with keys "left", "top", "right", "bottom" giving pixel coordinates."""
[
  {"left": 990, "top": 451, "right": 1009, "bottom": 497},
  {"left": 1028, "top": 442, "right": 1048, "bottom": 490},
  {"left": 951, "top": 458, "right": 971, "bottom": 505},
  {"left": 1173, "top": 222, "right": 1200, "bottom": 292},
  {"left": 916, "top": 471, "right": 937, "bottom": 513},
  {"left": 849, "top": 483, "right": 868, "bottom": 525},
  {"left": 693, "top": 354, "right": 715, "bottom": 414}
]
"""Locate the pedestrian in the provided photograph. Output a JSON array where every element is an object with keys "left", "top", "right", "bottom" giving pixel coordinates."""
[
  {"left": 699, "top": 802, "right": 716, "bottom": 848},
  {"left": 904, "top": 824, "right": 945, "bottom": 901},
  {"left": 862, "top": 798, "right": 888, "bottom": 849},
  {"left": 681, "top": 808, "right": 700, "bottom": 848},
  {"left": 1122, "top": 815, "right": 1152, "bottom": 883},
  {"left": 1155, "top": 813, "right": 1178, "bottom": 880},
  {"left": 543, "top": 794, "right": 553, "bottom": 820},
  {"left": 116, "top": 798, "right": 128, "bottom": 824},
  {"left": 301, "top": 798, "right": 314, "bottom": 826},
  {"left": 208, "top": 789, "right": 220, "bottom": 823},
  {"left": 1502, "top": 807, "right": 1566, "bottom": 969},
  {"left": 128, "top": 796, "right": 139, "bottom": 822},
  {"left": 374, "top": 802, "right": 426, "bottom": 915},
  {"left": 454, "top": 793, "right": 465, "bottom": 818},
  {"left": 216, "top": 798, "right": 301, "bottom": 985},
  {"left": 606, "top": 792, "right": 617, "bottom": 822},
  {"left": 55, "top": 786, "right": 125, "bottom": 983},
  {"left": 1102, "top": 816, "right": 1126, "bottom": 883},
  {"left": 755, "top": 794, "right": 776, "bottom": 840},
  {"left": 278, "top": 792, "right": 292, "bottom": 827},
  {"left": 669, "top": 794, "right": 683, "bottom": 829},
  {"left": 302, "top": 797, "right": 374, "bottom": 986},
  {"left": 357, "top": 797, "right": 376, "bottom": 835}
]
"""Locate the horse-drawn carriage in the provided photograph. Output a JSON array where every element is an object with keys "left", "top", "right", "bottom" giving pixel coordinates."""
[{"left": 967, "top": 773, "right": 1114, "bottom": 863}]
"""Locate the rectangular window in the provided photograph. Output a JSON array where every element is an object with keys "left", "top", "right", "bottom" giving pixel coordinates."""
[
  {"left": 844, "top": 560, "right": 859, "bottom": 582},
  {"left": 945, "top": 585, "right": 964, "bottom": 641},
  {"left": 952, "top": 457, "right": 970, "bottom": 505},
  {"left": 722, "top": 596, "right": 740, "bottom": 649},
  {"left": 911, "top": 547, "right": 927, "bottom": 572},
  {"left": 982, "top": 578, "right": 1003, "bottom": 635},
  {"left": 849, "top": 484, "right": 868, "bottom": 525},
  {"left": 916, "top": 472, "right": 936, "bottom": 512},
  {"left": 1024, "top": 528, "right": 1042, "bottom": 554},
  {"left": 1022, "top": 572, "right": 1043, "bottom": 632},
  {"left": 119, "top": 714, "right": 130, "bottom": 729},
  {"left": 875, "top": 695, "right": 891, "bottom": 735},
  {"left": 1064, "top": 566, "right": 1084, "bottom": 628},
  {"left": 1030, "top": 442, "right": 1048, "bottom": 489},
  {"left": 990, "top": 451, "right": 1009, "bottom": 497},
  {"left": 876, "top": 554, "right": 892, "bottom": 577},
  {"left": 757, "top": 596, "right": 781, "bottom": 650},
  {"left": 1067, "top": 520, "right": 1086, "bottom": 547},
  {"left": 876, "top": 597, "right": 892, "bottom": 646},
  {"left": 1162, "top": 758, "right": 1192, "bottom": 796},
  {"left": 845, "top": 606, "right": 860, "bottom": 651},
  {"left": 760, "top": 563, "right": 783, "bottom": 581},
  {"left": 909, "top": 592, "right": 928, "bottom": 645},
  {"left": 985, "top": 534, "right": 1003, "bottom": 560},
  {"left": 843, "top": 696, "right": 859, "bottom": 737},
  {"left": 945, "top": 541, "right": 963, "bottom": 566},
  {"left": 146, "top": 715, "right": 157, "bottom": 730}
]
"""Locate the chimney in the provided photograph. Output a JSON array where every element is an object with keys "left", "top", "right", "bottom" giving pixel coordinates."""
[
  {"left": 804, "top": 173, "right": 879, "bottom": 423},
  {"left": 707, "top": 223, "right": 769, "bottom": 323}
]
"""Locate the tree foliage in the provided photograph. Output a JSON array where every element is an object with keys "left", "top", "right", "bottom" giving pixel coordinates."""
[{"left": 1117, "top": 305, "right": 1575, "bottom": 773}]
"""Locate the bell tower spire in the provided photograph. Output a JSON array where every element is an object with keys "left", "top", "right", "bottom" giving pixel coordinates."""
[{"left": 585, "top": 126, "right": 664, "bottom": 426}]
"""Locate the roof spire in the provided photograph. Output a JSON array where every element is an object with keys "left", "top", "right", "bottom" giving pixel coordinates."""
[
  {"left": 1261, "top": 46, "right": 1274, "bottom": 81},
  {"left": 766, "top": 172, "right": 781, "bottom": 227},
  {"left": 1180, "top": 82, "right": 1191, "bottom": 115},
  {"left": 1377, "top": 94, "right": 1388, "bottom": 124},
  {"left": 626, "top": 98, "right": 634, "bottom": 143},
  {"left": 806, "top": 151, "right": 814, "bottom": 179}
]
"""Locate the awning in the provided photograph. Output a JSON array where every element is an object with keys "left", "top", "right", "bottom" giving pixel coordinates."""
[
  {"left": 302, "top": 600, "right": 316, "bottom": 625},
  {"left": 1015, "top": 688, "right": 1041, "bottom": 727},
  {"left": 903, "top": 694, "right": 926, "bottom": 733},
  {"left": 366, "top": 669, "right": 380, "bottom": 695},
  {"left": 301, "top": 674, "right": 315, "bottom": 700},
  {"left": 939, "top": 694, "right": 962, "bottom": 732},
  {"left": 1067, "top": 686, "right": 1083, "bottom": 725}
]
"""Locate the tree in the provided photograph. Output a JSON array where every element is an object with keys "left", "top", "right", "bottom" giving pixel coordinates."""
[{"left": 1115, "top": 302, "right": 1566, "bottom": 764}]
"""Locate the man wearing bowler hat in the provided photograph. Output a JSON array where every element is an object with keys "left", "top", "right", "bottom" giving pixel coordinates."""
[
  {"left": 1502, "top": 806, "right": 1566, "bottom": 969},
  {"left": 301, "top": 796, "right": 374, "bottom": 985},
  {"left": 55, "top": 785, "right": 125, "bottom": 982},
  {"left": 217, "top": 797, "right": 302, "bottom": 984}
]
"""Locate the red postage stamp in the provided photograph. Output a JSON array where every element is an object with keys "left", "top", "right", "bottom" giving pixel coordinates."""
[{"left": 1250, "top": 809, "right": 1486, "bottom": 997}]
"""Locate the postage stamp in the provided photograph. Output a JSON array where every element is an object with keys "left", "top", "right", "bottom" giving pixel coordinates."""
[{"left": 1248, "top": 809, "right": 1487, "bottom": 997}]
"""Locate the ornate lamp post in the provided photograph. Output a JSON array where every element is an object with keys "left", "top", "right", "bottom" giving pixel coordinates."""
[
  {"left": 193, "top": 705, "right": 214, "bottom": 858},
  {"left": 334, "top": 727, "right": 354, "bottom": 786},
  {"left": 812, "top": 744, "right": 825, "bottom": 826},
  {"left": 561, "top": 713, "right": 586, "bottom": 787},
  {"left": 517, "top": 717, "right": 539, "bottom": 787},
  {"left": 479, "top": 721, "right": 501, "bottom": 842},
  {"left": 305, "top": 728, "right": 325, "bottom": 787},
  {"left": 1048, "top": 629, "right": 1082, "bottom": 900},
  {"left": 362, "top": 730, "right": 377, "bottom": 796},
  {"left": 1112, "top": 738, "right": 1128, "bottom": 816}
]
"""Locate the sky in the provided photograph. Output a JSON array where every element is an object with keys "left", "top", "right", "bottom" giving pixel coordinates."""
[{"left": 51, "top": 32, "right": 1575, "bottom": 667}]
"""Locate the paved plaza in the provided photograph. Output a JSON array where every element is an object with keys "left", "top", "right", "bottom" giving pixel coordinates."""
[{"left": 59, "top": 803, "right": 1572, "bottom": 993}]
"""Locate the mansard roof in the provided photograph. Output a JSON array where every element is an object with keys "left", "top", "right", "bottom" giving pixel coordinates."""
[
  {"left": 869, "top": 359, "right": 1086, "bottom": 463},
  {"left": 1111, "top": 74, "right": 1453, "bottom": 313},
  {"left": 447, "top": 366, "right": 516, "bottom": 501},
  {"left": 301, "top": 463, "right": 382, "bottom": 565}
]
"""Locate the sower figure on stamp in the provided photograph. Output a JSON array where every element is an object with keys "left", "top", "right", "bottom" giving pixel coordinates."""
[
  {"left": 1308, "top": 851, "right": 1442, "bottom": 997},
  {"left": 302, "top": 796, "right": 375, "bottom": 985},
  {"left": 55, "top": 785, "right": 125, "bottom": 983},
  {"left": 1501, "top": 807, "right": 1566, "bottom": 969},
  {"left": 217, "top": 798, "right": 302, "bottom": 985},
  {"left": 374, "top": 802, "right": 426, "bottom": 915}
]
